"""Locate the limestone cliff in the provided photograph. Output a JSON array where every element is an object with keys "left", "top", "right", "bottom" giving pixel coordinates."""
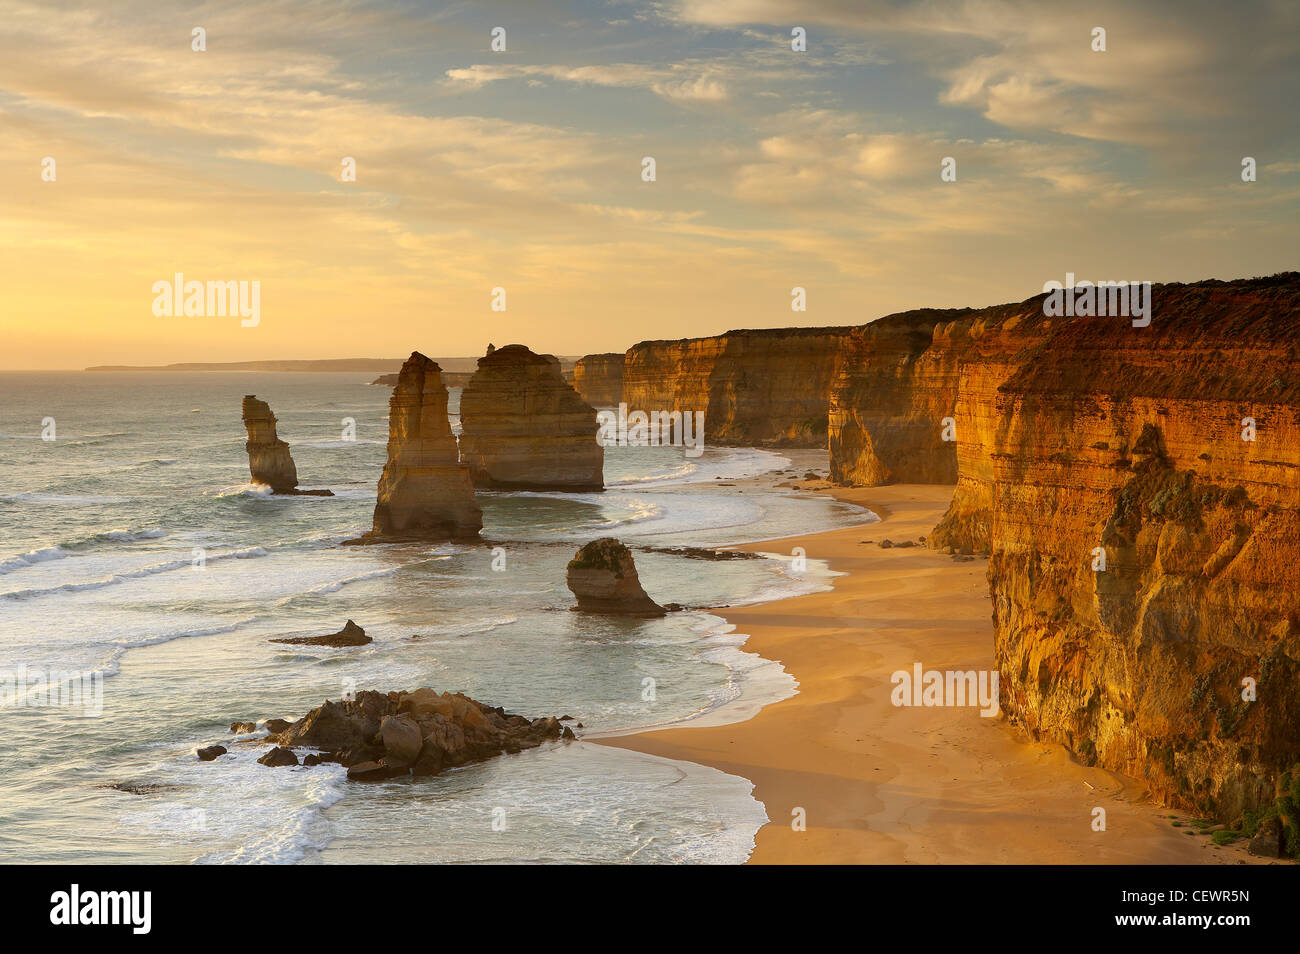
[
  {"left": 622, "top": 327, "right": 852, "bottom": 447},
  {"left": 459, "top": 344, "right": 603, "bottom": 491},
  {"left": 980, "top": 276, "right": 1300, "bottom": 823},
  {"left": 829, "top": 274, "right": 1300, "bottom": 823},
  {"left": 240, "top": 395, "right": 333, "bottom": 496},
  {"left": 573, "top": 352, "right": 625, "bottom": 407},
  {"left": 356, "top": 352, "right": 482, "bottom": 541}
]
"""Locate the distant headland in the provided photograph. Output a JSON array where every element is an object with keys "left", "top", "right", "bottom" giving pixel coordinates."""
[
  {"left": 85, "top": 356, "right": 580, "bottom": 375},
  {"left": 86, "top": 358, "right": 449, "bottom": 373}
]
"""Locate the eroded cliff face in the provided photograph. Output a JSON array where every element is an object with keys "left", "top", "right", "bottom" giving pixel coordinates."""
[
  {"left": 360, "top": 352, "right": 482, "bottom": 541},
  {"left": 573, "top": 353, "right": 624, "bottom": 407},
  {"left": 459, "top": 344, "right": 603, "bottom": 491},
  {"left": 830, "top": 275, "right": 1300, "bottom": 820},
  {"left": 622, "top": 327, "right": 852, "bottom": 447},
  {"left": 983, "top": 278, "right": 1300, "bottom": 821}
]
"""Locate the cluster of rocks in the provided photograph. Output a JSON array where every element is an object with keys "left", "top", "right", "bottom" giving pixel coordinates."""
[
  {"left": 208, "top": 689, "right": 573, "bottom": 780},
  {"left": 636, "top": 545, "right": 761, "bottom": 562}
]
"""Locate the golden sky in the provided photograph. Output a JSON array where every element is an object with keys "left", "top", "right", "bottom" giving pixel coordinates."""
[{"left": 2, "top": 0, "right": 1297, "bottom": 368}]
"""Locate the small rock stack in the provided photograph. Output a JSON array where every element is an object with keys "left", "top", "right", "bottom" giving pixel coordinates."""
[{"left": 566, "top": 537, "right": 665, "bottom": 617}]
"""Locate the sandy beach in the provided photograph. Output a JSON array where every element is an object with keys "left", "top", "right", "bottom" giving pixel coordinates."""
[{"left": 600, "top": 483, "right": 1257, "bottom": 864}]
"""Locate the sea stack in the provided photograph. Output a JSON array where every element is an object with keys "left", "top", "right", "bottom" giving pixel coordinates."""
[
  {"left": 359, "top": 351, "right": 482, "bottom": 541},
  {"left": 573, "top": 352, "right": 625, "bottom": 407},
  {"left": 241, "top": 395, "right": 333, "bottom": 495},
  {"left": 459, "top": 344, "right": 603, "bottom": 491},
  {"left": 566, "top": 538, "right": 665, "bottom": 617}
]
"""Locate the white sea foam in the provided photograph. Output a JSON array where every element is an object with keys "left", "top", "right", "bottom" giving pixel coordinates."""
[
  {"left": 606, "top": 446, "right": 791, "bottom": 488},
  {"left": 0, "top": 545, "right": 70, "bottom": 574},
  {"left": 1, "top": 546, "right": 269, "bottom": 601}
]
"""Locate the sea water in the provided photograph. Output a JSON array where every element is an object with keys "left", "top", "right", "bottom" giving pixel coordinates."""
[{"left": 0, "top": 372, "right": 874, "bottom": 864}]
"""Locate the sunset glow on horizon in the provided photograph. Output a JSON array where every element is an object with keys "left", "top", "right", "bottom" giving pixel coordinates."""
[{"left": 3, "top": 0, "right": 1297, "bottom": 368}]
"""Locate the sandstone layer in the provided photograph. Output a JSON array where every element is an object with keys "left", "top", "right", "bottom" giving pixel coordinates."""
[
  {"left": 240, "top": 395, "right": 333, "bottom": 495},
  {"left": 566, "top": 537, "right": 665, "bottom": 616},
  {"left": 573, "top": 352, "right": 625, "bottom": 406},
  {"left": 459, "top": 344, "right": 603, "bottom": 491},
  {"left": 255, "top": 689, "right": 571, "bottom": 779},
  {"left": 828, "top": 274, "right": 1300, "bottom": 826},
  {"left": 622, "top": 327, "right": 853, "bottom": 447},
  {"left": 357, "top": 352, "right": 482, "bottom": 541}
]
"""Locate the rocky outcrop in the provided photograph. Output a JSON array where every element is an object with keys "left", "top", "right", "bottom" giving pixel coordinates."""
[
  {"left": 459, "top": 344, "right": 603, "bottom": 491},
  {"left": 573, "top": 353, "right": 625, "bottom": 407},
  {"left": 623, "top": 327, "right": 853, "bottom": 447},
  {"left": 269, "top": 619, "right": 372, "bottom": 647},
  {"left": 354, "top": 352, "right": 482, "bottom": 541},
  {"left": 247, "top": 689, "right": 571, "bottom": 779},
  {"left": 829, "top": 274, "right": 1300, "bottom": 824},
  {"left": 566, "top": 537, "right": 665, "bottom": 616},
  {"left": 257, "top": 746, "right": 299, "bottom": 767},
  {"left": 240, "top": 396, "right": 333, "bottom": 495}
]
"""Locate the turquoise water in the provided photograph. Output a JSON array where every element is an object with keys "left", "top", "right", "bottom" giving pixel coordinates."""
[{"left": 0, "top": 372, "right": 873, "bottom": 863}]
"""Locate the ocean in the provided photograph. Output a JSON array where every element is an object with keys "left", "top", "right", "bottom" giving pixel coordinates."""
[{"left": 0, "top": 371, "right": 874, "bottom": 864}]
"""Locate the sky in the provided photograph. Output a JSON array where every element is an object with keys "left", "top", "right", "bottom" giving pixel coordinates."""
[{"left": 2, "top": 0, "right": 1297, "bottom": 368}]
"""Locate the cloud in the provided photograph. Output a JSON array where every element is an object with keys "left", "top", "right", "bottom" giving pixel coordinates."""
[{"left": 444, "top": 62, "right": 729, "bottom": 102}]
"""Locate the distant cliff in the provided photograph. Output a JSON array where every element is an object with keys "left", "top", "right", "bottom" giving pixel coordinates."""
[
  {"left": 829, "top": 274, "right": 1300, "bottom": 824},
  {"left": 623, "top": 327, "right": 853, "bottom": 447},
  {"left": 573, "top": 353, "right": 624, "bottom": 407}
]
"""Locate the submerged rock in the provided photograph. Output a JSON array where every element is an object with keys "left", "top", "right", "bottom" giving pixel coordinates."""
[
  {"left": 566, "top": 537, "right": 665, "bottom": 617},
  {"left": 269, "top": 619, "right": 372, "bottom": 647},
  {"left": 240, "top": 395, "right": 333, "bottom": 496},
  {"left": 352, "top": 352, "right": 482, "bottom": 542},
  {"left": 242, "top": 689, "right": 569, "bottom": 780},
  {"left": 636, "top": 545, "right": 762, "bottom": 561},
  {"left": 459, "top": 344, "right": 603, "bottom": 491}
]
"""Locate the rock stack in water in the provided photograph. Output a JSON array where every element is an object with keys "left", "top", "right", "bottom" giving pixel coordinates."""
[
  {"left": 358, "top": 351, "right": 482, "bottom": 541},
  {"left": 459, "top": 344, "right": 603, "bottom": 491},
  {"left": 241, "top": 395, "right": 333, "bottom": 495},
  {"left": 573, "top": 352, "right": 625, "bottom": 407},
  {"left": 566, "top": 537, "right": 665, "bottom": 616}
]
